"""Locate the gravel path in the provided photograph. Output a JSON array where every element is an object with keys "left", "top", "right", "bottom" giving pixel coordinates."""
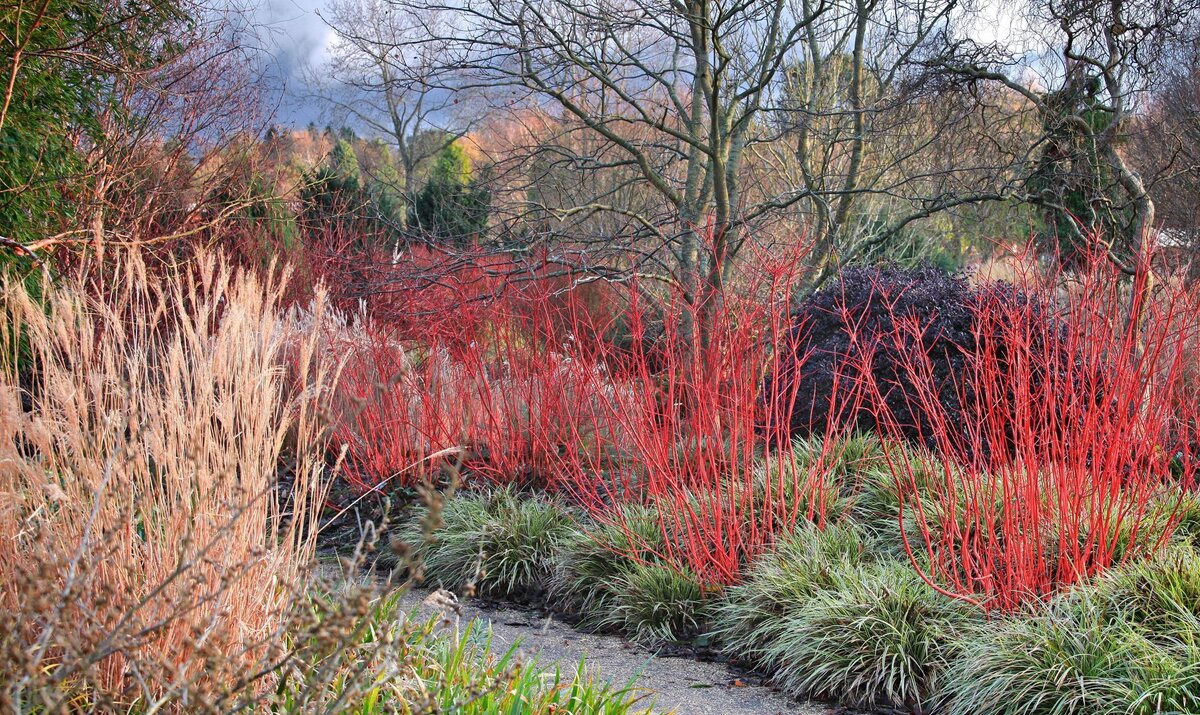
[{"left": 399, "top": 588, "right": 831, "bottom": 715}]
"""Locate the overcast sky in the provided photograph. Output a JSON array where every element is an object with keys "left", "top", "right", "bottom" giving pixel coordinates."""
[
  {"left": 254, "top": 0, "right": 336, "bottom": 127},
  {"left": 249, "top": 0, "right": 1029, "bottom": 129}
]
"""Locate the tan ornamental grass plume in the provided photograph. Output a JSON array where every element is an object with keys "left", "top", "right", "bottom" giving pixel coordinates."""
[{"left": 0, "top": 252, "right": 336, "bottom": 709}]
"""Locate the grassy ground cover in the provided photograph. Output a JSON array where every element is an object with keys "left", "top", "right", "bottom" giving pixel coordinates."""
[{"left": 400, "top": 433, "right": 1200, "bottom": 713}]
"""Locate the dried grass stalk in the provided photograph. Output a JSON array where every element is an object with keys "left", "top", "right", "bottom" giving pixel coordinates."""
[{"left": 0, "top": 252, "right": 334, "bottom": 708}]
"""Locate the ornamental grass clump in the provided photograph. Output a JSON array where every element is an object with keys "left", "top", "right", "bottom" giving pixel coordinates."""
[
  {"left": 601, "top": 561, "right": 711, "bottom": 646},
  {"left": 751, "top": 434, "right": 886, "bottom": 527},
  {"left": 712, "top": 522, "right": 870, "bottom": 670},
  {"left": 0, "top": 253, "right": 334, "bottom": 708},
  {"left": 1128, "top": 642, "right": 1200, "bottom": 715},
  {"left": 764, "top": 561, "right": 977, "bottom": 713},
  {"left": 847, "top": 448, "right": 945, "bottom": 551},
  {"left": 942, "top": 600, "right": 1173, "bottom": 715},
  {"left": 1072, "top": 548, "right": 1200, "bottom": 645},
  {"left": 1155, "top": 488, "right": 1200, "bottom": 552},
  {"left": 550, "top": 504, "right": 667, "bottom": 628},
  {"left": 943, "top": 549, "right": 1200, "bottom": 715},
  {"left": 398, "top": 487, "right": 577, "bottom": 600}
]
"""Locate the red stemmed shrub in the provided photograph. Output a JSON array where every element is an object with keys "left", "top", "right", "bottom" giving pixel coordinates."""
[
  {"left": 329, "top": 324, "right": 579, "bottom": 492},
  {"left": 325, "top": 236, "right": 1200, "bottom": 603},
  {"left": 325, "top": 237, "right": 841, "bottom": 585},
  {"left": 860, "top": 261, "right": 1200, "bottom": 610},
  {"left": 325, "top": 263, "right": 642, "bottom": 493},
  {"left": 549, "top": 286, "right": 784, "bottom": 583},
  {"left": 532, "top": 244, "right": 858, "bottom": 585},
  {"left": 296, "top": 230, "right": 518, "bottom": 351}
]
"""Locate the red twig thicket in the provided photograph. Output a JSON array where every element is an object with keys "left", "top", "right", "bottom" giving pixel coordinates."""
[
  {"left": 543, "top": 252, "right": 883, "bottom": 583},
  {"left": 311, "top": 227, "right": 1200, "bottom": 600},
  {"left": 861, "top": 255, "right": 1200, "bottom": 611},
  {"left": 318, "top": 236, "right": 856, "bottom": 584}
]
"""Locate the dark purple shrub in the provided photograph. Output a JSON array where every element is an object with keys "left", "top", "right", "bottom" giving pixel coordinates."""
[{"left": 764, "top": 265, "right": 1069, "bottom": 460}]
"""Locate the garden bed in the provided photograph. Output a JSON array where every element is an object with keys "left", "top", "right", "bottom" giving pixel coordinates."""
[{"left": 376, "top": 432, "right": 1200, "bottom": 714}]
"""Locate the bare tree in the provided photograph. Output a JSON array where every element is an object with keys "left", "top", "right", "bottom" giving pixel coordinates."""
[
  {"left": 316, "top": 0, "right": 470, "bottom": 224},
  {"left": 1130, "top": 38, "right": 1200, "bottom": 279},
  {"left": 929, "top": 0, "right": 1200, "bottom": 275},
  {"left": 377, "top": 0, "right": 849, "bottom": 339},
  {"left": 381, "top": 0, "right": 1055, "bottom": 315},
  {"left": 763, "top": 0, "right": 1035, "bottom": 287}
]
